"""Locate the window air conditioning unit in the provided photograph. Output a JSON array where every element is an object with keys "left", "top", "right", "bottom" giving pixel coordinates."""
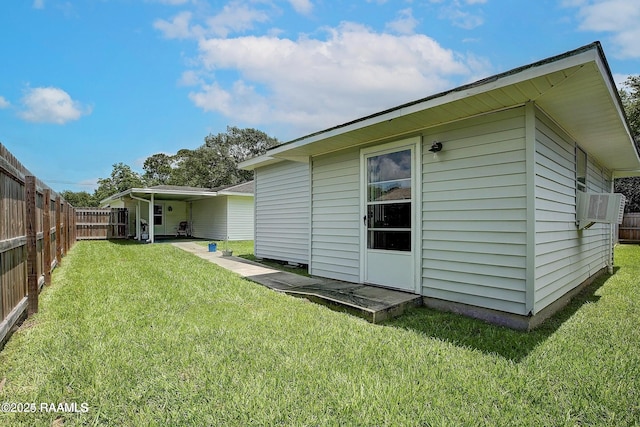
[{"left": 576, "top": 191, "right": 626, "bottom": 230}]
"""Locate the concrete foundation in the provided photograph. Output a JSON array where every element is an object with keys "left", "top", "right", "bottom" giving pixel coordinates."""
[{"left": 423, "top": 267, "right": 608, "bottom": 330}]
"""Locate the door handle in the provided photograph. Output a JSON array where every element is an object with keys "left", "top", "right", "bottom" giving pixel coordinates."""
[{"left": 363, "top": 215, "right": 367, "bottom": 226}]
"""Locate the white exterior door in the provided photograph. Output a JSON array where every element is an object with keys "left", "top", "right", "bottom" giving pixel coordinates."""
[{"left": 362, "top": 140, "right": 418, "bottom": 292}]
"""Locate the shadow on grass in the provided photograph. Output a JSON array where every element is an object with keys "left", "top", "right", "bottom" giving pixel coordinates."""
[
  {"left": 237, "top": 255, "right": 311, "bottom": 277},
  {"left": 384, "top": 270, "right": 613, "bottom": 362},
  {"left": 102, "top": 237, "right": 208, "bottom": 245}
]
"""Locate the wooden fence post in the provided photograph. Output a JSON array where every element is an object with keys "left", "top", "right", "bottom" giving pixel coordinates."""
[
  {"left": 64, "top": 202, "right": 69, "bottom": 254},
  {"left": 56, "top": 196, "right": 62, "bottom": 263},
  {"left": 43, "top": 189, "right": 52, "bottom": 286},
  {"left": 70, "top": 207, "right": 76, "bottom": 246},
  {"left": 26, "top": 176, "right": 38, "bottom": 316}
]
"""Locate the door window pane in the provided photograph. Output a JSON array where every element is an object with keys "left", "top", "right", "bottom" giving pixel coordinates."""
[
  {"left": 367, "top": 203, "right": 411, "bottom": 228},
  {"left": 367, "top": 231, "right": 411, "bottom": 251},
  {"left": 154, "top": 204, "right": 163, "bottom": 226},
  {"left": 368, "top": 180, "right": 411, "bottom": 202},
  {"left": 367, "top": 150, "right": 411, "bottom": 182}
]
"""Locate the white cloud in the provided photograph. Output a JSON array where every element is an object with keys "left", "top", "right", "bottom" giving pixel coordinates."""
[
  {"left": 19, "top": 87, "right": 91, "bottom": 124},
  {"left": 187, "top": 22, "right": 489, "bottom": 134},
  {"left": 567, "top": 0, "right": 640, "bottom": 59},
  {"left": 155, "top": 2, "right": 271, "bottom": 39},
  {"left": 439, "top": 4, "right": 484, "bottom": 29},
  {"left": 178, "top": 70, "right": 204, "bottom": 86},
  {"left": 385, "top": 8, "right": 419, "bottom": 35},
  {"left": 154, "top": 11, "right": 199, "bottom": 39},
  {"left": 0, "top": 96, "right": 10, "bottom": 109},
  {"left": 288, "top": 0, "right": 313, "bottom": 15},
  {"left": 205, "top": 2, "right": 270, "bottom": 37},
  {"left": 33, "top": 0, "right": 44, "bottom": 9}
]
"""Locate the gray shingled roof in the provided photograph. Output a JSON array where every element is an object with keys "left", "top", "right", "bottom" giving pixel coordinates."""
[
  {"left": 149, "top": 185, "right": 214, "bottom": 192},
  {"left": 214, "top": 180, "right": 254, "bottom": 194}
]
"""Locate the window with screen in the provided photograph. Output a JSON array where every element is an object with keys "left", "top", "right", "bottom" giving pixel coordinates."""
[
  {"left": 153, "top": 204, "right": 163, "bottom": 226},
  {"left": 576, "top": 147, "right": 587, "bottom": 192}
]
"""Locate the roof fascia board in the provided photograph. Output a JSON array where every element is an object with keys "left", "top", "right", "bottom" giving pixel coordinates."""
[
  {"left": 239, "top": 155, "right": 280, "bottom": 170},
  {"left": 103, "top": 188, "right": 219, "bottom": 204},
  {"left": 131, "top": 188, "right": 217, "bottom": 197},
  {"left": 100, "top": 187, "right": 141, "bottom": 205},
  {"left": 217, "top": 191, "right": 253, "bottom": 197}
]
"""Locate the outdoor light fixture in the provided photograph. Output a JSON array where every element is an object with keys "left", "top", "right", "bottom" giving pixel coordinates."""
[{"left": 428, "top": 141, "right": 443, "bottom": 153}]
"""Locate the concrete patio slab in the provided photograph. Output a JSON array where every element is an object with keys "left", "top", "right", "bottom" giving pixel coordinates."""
[{"left": 172, "top": 241, "right": 421, "bottom": 323}]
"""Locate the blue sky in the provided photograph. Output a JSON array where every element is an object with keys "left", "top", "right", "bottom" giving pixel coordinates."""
[{"left": 1, "top": 0, "right": 639, "bottom": 193}]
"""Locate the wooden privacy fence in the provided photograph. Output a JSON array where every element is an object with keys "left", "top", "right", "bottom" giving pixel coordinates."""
[
  {"left": 0, "top": 143, "right": 75, "bottom": 347},
  {"left": 619, "top": 213, "right": 640, "bottom": 243},
  {"left": 75, "top": 208, "right": 128, "bottom": 240}
]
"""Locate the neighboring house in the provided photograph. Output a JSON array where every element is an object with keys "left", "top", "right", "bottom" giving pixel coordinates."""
[
  {"left": 240, "top": 42, "right": 640, "bottom": 329},
  {"left": 101, "top": 182, "right": 254, "bottom": 243}
]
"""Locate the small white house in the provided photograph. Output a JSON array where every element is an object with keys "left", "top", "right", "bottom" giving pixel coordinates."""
[
  {"left": 101, "top": 181, "right": 254, "bottom": 243},
  {"left": 240, "top": 42, "right": 640, "bottom": 329}
]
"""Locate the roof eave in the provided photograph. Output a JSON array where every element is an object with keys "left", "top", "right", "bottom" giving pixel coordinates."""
[
  {"left": 217, "top": 191, "right": 254, "bottom": 197},
  {"left": 100, "top": 187, "right": 220, "bottom": 205},
  {"left": 239, "top": 155, "right": 285, "bottom": 170}
]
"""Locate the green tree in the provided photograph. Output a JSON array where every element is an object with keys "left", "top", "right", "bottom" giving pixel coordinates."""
[
  {"left": 615, "top": 75, "right": 640, "bottom": 212},
  {"left": 143, "top": 153, "right": 173, "bottom": 186},
  {"left": 200, "top": 126, "right": 279, "bottom": 187},
  {"left": 60, "top": 190, "right": 99, "bottom": 207},
  {"left": 168, "top": 126, "right": 279, "bottom": 189},
  {"left": 620, "top": 75, "right": 640, "bottom": 140},
  {"left": 94, "top": 162, "right": 145, "bottom": 203},
  {"left": 169, "top": 148, "right": 218, "bottom": 188}
]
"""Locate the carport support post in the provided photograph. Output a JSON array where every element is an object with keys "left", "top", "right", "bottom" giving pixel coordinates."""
[
  {"left": 149, "top": 193, "right": 154, "bottom": 243},
  {"left": 135, "top": 201, "right": 140, "bottom": 241}
]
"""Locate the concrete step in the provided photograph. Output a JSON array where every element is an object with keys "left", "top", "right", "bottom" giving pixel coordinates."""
[{"left": 172, "top": 241, "right": 422, "bottom": 323}]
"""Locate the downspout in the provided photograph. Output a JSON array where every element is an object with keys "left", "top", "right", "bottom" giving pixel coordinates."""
[
  {"left": 609, "top": 179, "right": 615, "bottom": 274},
  {"left": 130, "top": 194, "right": 149, "bottom": 242}
]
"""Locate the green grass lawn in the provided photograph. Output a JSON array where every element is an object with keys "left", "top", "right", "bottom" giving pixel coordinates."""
[{"left": 1, "top": 241, "right": 639, "bottom": 426}]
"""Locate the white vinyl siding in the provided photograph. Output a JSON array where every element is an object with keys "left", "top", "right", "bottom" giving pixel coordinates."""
[
  {"left": 533, "top": 108, "right": 611, "bottom": 312},
  {"left": 254, "top": 161, "right": 310, "bottom": 264},
  {"left": 191, "top": 197, "right": 227, "bottom": 240},
  {"left": 227, "top": 196, "right": 254, "bottom": 241},
  {"left": 422, "top": 107, "right": 529, "bottom": 315},
  {"left": 163, "top": 201, "right": 188, "bottom": 236},
  {"left": 311, "top": 148, "right": 360, "bottom": 282}
]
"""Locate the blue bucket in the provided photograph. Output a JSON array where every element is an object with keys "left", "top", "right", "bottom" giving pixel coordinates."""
[{"left": 208, "top": 243, "right": 217, "bottom": 252}]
